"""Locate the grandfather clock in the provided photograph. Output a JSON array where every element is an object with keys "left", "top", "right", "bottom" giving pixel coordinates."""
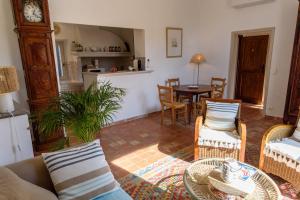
[{"left": 11, "top": 0, "right": 62, "bottom": 150}]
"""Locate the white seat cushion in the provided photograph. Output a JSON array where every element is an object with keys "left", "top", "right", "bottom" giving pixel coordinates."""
[
  {"left": 264, "top": 138, "right": 300, "bottom": 172},
  {"left": 204, "top": 101, "right": 239, "bottom": 131},
  {"left": 198, "top": 126, "right": 241, "bottom": 149}
]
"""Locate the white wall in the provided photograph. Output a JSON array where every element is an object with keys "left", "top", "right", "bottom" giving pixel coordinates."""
[
  {"left": 0, "top": 0, "right": 29, "bottom": 111},
  {"left": 48, "top": 0, "right": 200, "bottom": 81},
  {"left": 195, "top": 0, "right": 299, "bottom": 117},
  {"left": 48, "top": 0, "right": 201, "bottom": 120},
  {"left": 134, "top": 29, "right": 146, "bottom": 57},
  {"left": 0, "top": 0, "right": 298, "bottom": 119}
]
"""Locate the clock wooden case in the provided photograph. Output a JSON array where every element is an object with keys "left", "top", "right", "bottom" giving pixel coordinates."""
[{"left": 11, "top": 0, "right": 63, "bottom": 149}]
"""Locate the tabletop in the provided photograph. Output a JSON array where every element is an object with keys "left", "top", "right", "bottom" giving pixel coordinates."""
[
  {"left": 183, "top": 158, "right": 280, "bottom": 200},
  {"left": 173, "top": 84, "right": 212, "bottom": 94}
]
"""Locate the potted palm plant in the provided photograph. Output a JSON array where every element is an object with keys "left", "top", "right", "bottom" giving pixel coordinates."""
[{"left": 38, "top": 81, "right": 125, "bottom": 148}]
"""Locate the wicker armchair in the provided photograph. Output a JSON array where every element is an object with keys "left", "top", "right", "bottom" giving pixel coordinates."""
[
  {"left": 194, "top": 98, "right": 247, "bottom": 162},
  {"left": 259, "top": 108, "right": 300, "bottom": 191}
]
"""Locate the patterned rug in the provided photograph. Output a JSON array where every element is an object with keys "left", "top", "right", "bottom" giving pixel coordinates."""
[{"left": 119, "top": 146, "right": 299, "bottom": 200}]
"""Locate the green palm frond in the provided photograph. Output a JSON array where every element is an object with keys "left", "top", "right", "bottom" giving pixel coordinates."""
[{"left": 38, "top": 81, "right": 125, "bottom": 144}]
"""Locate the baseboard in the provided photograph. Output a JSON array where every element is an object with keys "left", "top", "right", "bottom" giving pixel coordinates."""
[{"left": 107, "top": 111, "right": 160, "bottom": 127}]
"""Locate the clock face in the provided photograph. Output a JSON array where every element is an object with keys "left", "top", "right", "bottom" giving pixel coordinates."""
[{"left": 23, "top": 1, "right": 43, "bottom": 23}]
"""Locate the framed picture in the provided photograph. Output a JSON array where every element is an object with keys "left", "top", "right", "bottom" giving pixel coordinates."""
[{"left": 166, "top": 27, "right": 182, "bottom": 58}]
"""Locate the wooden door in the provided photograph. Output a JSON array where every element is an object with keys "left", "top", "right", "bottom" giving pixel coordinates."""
[
  {"left": 235, "top": 35, "right": 269, "bottom": 104},
  {"left": 284, "top": 4, "right": 300, "bottom": 124}
]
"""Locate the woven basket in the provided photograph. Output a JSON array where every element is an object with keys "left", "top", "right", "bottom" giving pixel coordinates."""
[
  {"left": 198, "top": 146, "right": 240, "bottom": 160},
  {"left": 263, "top": 156, "right": 300, "bottom": 191},
  {"left": 184, "top": 158, "right": 281, "bottom": 200}
]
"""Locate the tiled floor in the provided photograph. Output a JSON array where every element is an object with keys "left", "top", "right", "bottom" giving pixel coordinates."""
[{"left": 99, "top": 104, "right": 282, "bottom": 179}]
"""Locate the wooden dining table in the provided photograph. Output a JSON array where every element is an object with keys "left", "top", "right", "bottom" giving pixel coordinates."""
[{"left": 173, "top": 84, "right": 212, "bottom": 124}]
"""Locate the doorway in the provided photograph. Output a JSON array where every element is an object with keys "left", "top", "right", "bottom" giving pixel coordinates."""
[
  {"left": 227, "top": 28, "right": 274, "bottom": 113},
  {"left": 235, "top": 35, "right": 269, "bottom": 104}
]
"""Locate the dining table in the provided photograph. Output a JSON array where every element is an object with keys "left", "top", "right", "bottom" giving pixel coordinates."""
[{"left": 173, "top": 84, "right": 212, "bottom": 124}]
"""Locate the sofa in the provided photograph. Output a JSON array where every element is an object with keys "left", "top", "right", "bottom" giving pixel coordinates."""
[{"left": 1, "top": 156, "right": 132, "bottom": 200}]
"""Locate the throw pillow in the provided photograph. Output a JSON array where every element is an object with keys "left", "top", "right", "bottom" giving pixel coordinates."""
[
  {"left": 204, "top": 101, "right": 240, "bottom": 131},
  {"left": 0, "top": 167, "right": 58, "bottom": 200},
  {"left": 42, "top": 139, "right": 118, "bottom": 200},
  {"left": 292, "top": 120, "right": 300, "bottom": 141}
]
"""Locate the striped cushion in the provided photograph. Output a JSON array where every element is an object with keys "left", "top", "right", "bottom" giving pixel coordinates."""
[
  {"left": 204, "top": 101, "right": 239, "bottom": 131},
  {"left": 42, "top": 140, "right": 118, "bottom": 200}
]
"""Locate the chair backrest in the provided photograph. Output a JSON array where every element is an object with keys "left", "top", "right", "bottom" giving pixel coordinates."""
[
  {"left": 166, "top": 78, "right": 180, "bottom": 87},
  {"left": 211, "top": 77, "right": 226, "bottom": 98},
  {"left": 157, "top": 85, "right": 174, "bottom": 105},
  {"left": 297, "top": 106, "right": 300, "bottom": 126},
  {"left": 201, "top": 98, "right": 242, "bottom": 122}
]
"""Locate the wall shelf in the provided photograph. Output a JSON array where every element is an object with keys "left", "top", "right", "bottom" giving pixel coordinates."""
[{"left": 71, "top": 51, "right": 132, "bottom": 58}]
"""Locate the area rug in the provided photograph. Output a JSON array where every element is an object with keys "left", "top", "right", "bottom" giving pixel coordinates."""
[{"left": 119, "top": 146, "right": 299, "bottom": 200}]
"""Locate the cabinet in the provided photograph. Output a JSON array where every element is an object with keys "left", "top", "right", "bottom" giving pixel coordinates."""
[
  {"left": 284, "top": 3, "right": 300, "bottom": 124},
  {"left": 0, "top": 113, "right": 34, "bottom": 166}
]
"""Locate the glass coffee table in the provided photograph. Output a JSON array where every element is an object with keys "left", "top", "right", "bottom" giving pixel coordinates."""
[{"left": 183, "top": 158, "right": 281, "bottom": 200}]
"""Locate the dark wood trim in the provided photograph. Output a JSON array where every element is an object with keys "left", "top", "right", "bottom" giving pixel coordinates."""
[
  {"left": 235, "top": 35, "right": 243, "bottom": 99},
  {"left": 284, "top": 3, "right": 300, "bottom": 124}
]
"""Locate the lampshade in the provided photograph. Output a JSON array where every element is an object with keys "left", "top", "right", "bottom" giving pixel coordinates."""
[
  {"left": 0, "top": 66, "right": 20, "bottom": 94},
  {"left": 190, "top": 53, "right": 206, "bottom": 64}
]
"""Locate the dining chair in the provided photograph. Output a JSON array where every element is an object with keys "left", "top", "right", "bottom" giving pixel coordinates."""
[
  {"left": 157, "top": 85, "right": 188, "bottom": 125},
  {"left": 166, "top": 78, "right": 181, "bottom": 87},
  {"left": 211, "top": 77, "right": 227, "bottom": 98},
  {"left": 259, "top": 106, "right": 300, "bottom": 191},
  {"left": 194, "top": 77, "right": 227, "bottom": 116},
  {"left": 194, "top": 98, "right": 247, "bottom": 162},
  {"left": 166, "top": 78, "right": 189, "bottom": 103}
]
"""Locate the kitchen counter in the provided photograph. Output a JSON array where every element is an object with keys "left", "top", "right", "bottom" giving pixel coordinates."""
[
  {"left": 0, "top": 110, "right": 29, "bottom": 119},
  {"left": 82, "top": 70, "right": 153, "bottom": 77},
  {"left": 82, "top": 69, "right": 157, "bottom": 122}
]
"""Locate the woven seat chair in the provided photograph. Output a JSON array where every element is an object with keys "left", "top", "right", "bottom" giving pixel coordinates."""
[
  {"left": 166, "top": 78, "right": 189, "bottom": 103},
  {"left": 157, "top": 85, "right": 188, "bottom": 125},
  {"left": 259, "top": 107, "right": 300, "bottom": 191},
  {"left": 194, "top": 77, "right": 227, "bottom": 116},
  {"left": 211, "top": 77, "right": 226, "bottom": 99},
  {"left": 194, "top": 98, "right": 247, "bottom": 162}
]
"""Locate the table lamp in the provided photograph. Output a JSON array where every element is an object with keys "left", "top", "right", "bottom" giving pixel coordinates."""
[
  {"left": 0, "top": 67, "right": 20, "bottom": 113},
  {"left": 190, "top": 53, "right": 206, "bottom": 87}
]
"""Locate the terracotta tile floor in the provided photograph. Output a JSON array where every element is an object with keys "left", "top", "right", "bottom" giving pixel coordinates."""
[{"left": 99, "top": 104, "right": 282, "bottom": 179}]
